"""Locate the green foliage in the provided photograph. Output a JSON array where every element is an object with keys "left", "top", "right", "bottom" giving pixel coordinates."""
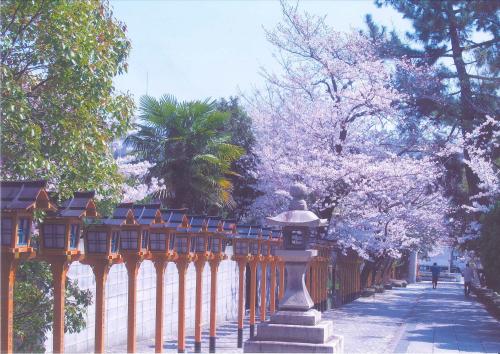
[
  {"left": 14, "top": 261, "right": 92, "bottom": 353},
  {"left": 216, "top": 97, "right": 261, "bottom": 219},
  {"left": 480, "top": 203, "right": 500, "bottom": 292},
  {"left": 1, "top": 0, "right": 134, "bottom": 203},
  {"left": 125, "top": 95, "right": 245, "bottom": 213}
]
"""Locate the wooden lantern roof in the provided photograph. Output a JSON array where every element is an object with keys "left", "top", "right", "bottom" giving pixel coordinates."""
[
  {"left": 0, "top": 180, "right": 56, "bottom": 212},
  {"left": 222, "top": 219, "right": 236, "bottom": 234},
  {"left": 133, "top": 203, "right": 162, "bottom": 225},
  {"left": 206, "top": 216, "right": 222, "bottom": 232},
  {"left": 54, "top": 191, "right": 98, "bottom": 218},
  {"left": 103, "top": 203, "right": 136, "bottom": 226},
  {"left": 160, "top": 208, "right": 188, "bottom": 229},
  {"left": 248, "top": 225, "right": 262, "bottom": 239},
  {"left": 236, "top": 225, "right": 251, "bottom": 238},
  {"left": 262, "top": 227, "right": 282, "bottom": 240},
  {"left": 236, "top": 225, "right": 262, "bottom": 239},
  {"left": 187, "top": 215, "right": 208, "bottom": 233}
]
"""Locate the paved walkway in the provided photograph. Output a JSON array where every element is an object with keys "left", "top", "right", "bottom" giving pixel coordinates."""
[{"left": 110, "top": 282, "right": 500, "bottom": 353}]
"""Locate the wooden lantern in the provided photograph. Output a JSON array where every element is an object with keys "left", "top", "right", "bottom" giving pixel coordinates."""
[
  {"left": 1, "top": 180, "right": 56, "bottom": 254},
  {"left": 173, "top": 214, "right": 192, "bottom": 256},
  {"left": 105, "top": 203, "right": 146, "bottom": 256},
  {"left": 260, "top": 228, "right": 272, "bottom": 258},
  {"left": 234, "top": 225, "right": 251, "bottom": 256},
  {"left": 270, "top": 229, "right": 282, "bottom": 256},
  {"left": 1, "top": 180, "right": 56, "bottom": 354},
  {"left": 39, "top": 191, "right": 97, "bottom": 257},
  {"left": 148, "top": 208, "right": 171, "bottom": 255},
  {"left": 133, "top": 203, "right": 162, "bottom": 255},
  {"left": 248, "top": 226, "right": 262, "bottom": 258},
  {"left": 159, "top": 208, "right": 188, "bottom": 257},
  {"left": 83, "top": 221, "right": 121, "bottom": 261},
  {"left": 188, "top": 215, "right": 209, "bottom": 254}
]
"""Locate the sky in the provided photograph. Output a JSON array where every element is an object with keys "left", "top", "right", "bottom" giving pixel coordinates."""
[{"left": 111, "top": 0, "right": 413, "bottom": 105}]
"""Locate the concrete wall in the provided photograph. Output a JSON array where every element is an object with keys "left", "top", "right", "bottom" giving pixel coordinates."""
[{"left": 44, "top": 247, "right": 239, "bottom": 352}]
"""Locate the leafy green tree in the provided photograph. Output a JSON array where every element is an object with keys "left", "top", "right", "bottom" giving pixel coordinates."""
[
  {"left": 14, "top": 261, "right": 92, "bottom": 352},
  {"left": 1, "top": 0, "right": 134, "bottom": 202},
  {"left": 1, "top": 1, "right": 131, "bottom": 350},
  {"left": 125, "top": 95, "right": 245, "bottom": 213},
  {"left": 216, "top": 97, "right": 261, "bottom": 219}
]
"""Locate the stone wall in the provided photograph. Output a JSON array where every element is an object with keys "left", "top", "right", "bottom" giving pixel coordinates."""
[{"left": 44, "top": 247, "right": 239, "bottom": 352}]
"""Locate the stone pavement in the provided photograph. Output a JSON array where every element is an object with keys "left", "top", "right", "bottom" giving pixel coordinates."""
[
  {"left": 109, "top": 282, "right": 500, "bottom": 353},
  {"left": 393, "top": 282, "right": 500, "bottom": 353}
]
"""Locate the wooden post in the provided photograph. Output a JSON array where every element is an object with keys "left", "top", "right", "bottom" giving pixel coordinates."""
[
  {"left": 318, "top": 260, "right": 322, "bottom": 309},
  {"left": 125, "top": 258, "right": 141, "bottom": 353},
  {"left": 209, "top": 257, "right": 222, "bottom": 353},
  {"left": 154, "top": 258, "right": 168, "bottom": 353},
  {"left": 320, "top": 257, "right": 327, "bottom": 311},
  {"left": 318, "top": 259, "right": 322, "bottom": 311},
  {"left": 356, "top": 262, "right": 360, "bottom": 297},
  {"left": 278, "top": 261, "right": 285, "bottom": 301},
  {"left": 259, "top": 260, "right": 267, "bottom": 322},
  {"left": 236, "top": 260, "right": 247, "bottom": 348},
  {"left": 1, "top": 253, "right": 17, "bottom": 354},
  {"left": 305, "top": 264, "right": 311, "bottom": 293},
  {"left": 341, "top": 267, "right": 345, "bottom": 304},
  {"left": 51, "top": 258, "right": 70, "bottom": 353},
  {"left": 311, "top": 259, "right": 317, "bottom": 309},
  {"left": 91, "top": 261, "right": 111, "bottom": 354},
  {"left": 269, "top": 260, "right": 277, "bottom": 315},
  {"left": 176, "top": 258, "right": 190, "bottom": 353},
  {"left": 349, "top": 266, "right": 353, "bottom": 302},
  {"left": 324, "top": 260, "right": 328, "bottom": 310},
  {"left": 346, "top": 263, "right": 351, "bottom": 302},
  {"left": 249, "top": 259, "right": 258, "bottom": 339},
  {"left": 193, "top": 257, "right": 206, "bottom": 353}
]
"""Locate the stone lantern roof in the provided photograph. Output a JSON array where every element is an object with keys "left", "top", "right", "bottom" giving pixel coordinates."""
[{"left": 266, "top": 183, "right": 328, "bottom": 227}]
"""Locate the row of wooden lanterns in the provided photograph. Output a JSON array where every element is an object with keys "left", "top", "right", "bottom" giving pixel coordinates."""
[
  {"left": 232, "top": 225, "right": 284, "bottom": 346},
  {"left": 306, "top": 244, "right": 332, "bottom": 312},
  {"left": 1, "top": 181, "right": 292, "bottom": 353}
]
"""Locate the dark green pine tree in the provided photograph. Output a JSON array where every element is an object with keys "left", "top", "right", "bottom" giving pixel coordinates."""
[{"left": 366, "top": 1, "right": 498, "bottom": 200}]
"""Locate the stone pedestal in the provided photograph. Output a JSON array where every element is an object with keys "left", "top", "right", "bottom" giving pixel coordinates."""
[{"left": 244, "top": 250, "right": 343, "bottom": 353}]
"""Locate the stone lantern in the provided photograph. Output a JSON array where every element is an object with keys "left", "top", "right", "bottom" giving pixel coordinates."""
[{"left": 244, "top": 183, "right": 343, "bottom": 353}]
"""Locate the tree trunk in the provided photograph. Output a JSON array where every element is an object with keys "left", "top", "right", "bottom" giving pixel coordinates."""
[{"left": 446, "top": 3, "right": 482, "bottom": 198}]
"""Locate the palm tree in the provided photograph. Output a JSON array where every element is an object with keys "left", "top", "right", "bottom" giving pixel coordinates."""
[{"left": 125, "top": 95, "right": 245, "bottom": 213}]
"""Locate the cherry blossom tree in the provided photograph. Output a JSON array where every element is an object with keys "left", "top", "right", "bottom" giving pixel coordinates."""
[
  {"left": 248, "top": 3, "right": 452, "bottom": 261},
  {"left": 116, "top": 155, "right": 166, "bottom": 203}
]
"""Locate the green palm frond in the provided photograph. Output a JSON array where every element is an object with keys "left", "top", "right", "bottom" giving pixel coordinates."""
[{"left": 125, "top": 94, "right": 246, "bottom": 212}]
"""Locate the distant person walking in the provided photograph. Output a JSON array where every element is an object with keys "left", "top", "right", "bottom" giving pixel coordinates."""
[
  {"left": 430, "top": 262, "right": 440, "bottom": 289},
  {"left": 463, "top": 263, "right": 474, "bottom": 296}
]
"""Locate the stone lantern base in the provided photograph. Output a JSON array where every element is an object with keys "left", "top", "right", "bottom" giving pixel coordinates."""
[
  {"left": 244, "top": 250, "right": 343, "bottom": 353},
  {"left": 244, "top": 308, "right": 343, "bottom": 353}
]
